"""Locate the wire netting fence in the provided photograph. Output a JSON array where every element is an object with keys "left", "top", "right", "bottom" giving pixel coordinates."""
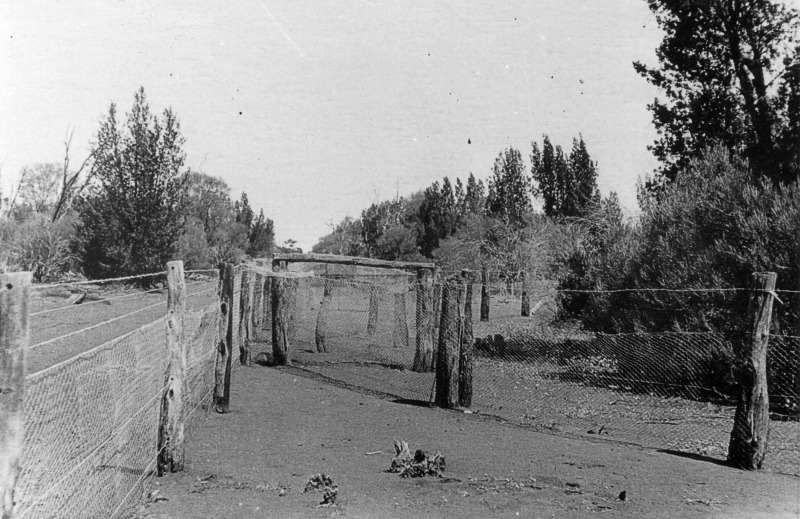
[
  {"left": 15, "top": 270, "right": 220, "bottom": 519},
  {"left": 240, "top": 266, "right": 800, "bottom": 477}
]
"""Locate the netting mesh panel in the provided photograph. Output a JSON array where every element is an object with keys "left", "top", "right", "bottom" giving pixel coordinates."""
[
  {"left": 262, "top": 269, "right": 799, "bottom": 476},
  {"left": 185, "top": 302, "right": 221, "bottom": 417},
  {"left": 269, "top": 276, "right": 434, "bottom": 402},
  {"left": 17, "top": 292, "right": 220, "bottom": 518},
  {"left": 18, "top": 318, "right": 168, "bottom": 519},
  {"left": 467, "top": 287, "right": 800, "bottom": 476}
]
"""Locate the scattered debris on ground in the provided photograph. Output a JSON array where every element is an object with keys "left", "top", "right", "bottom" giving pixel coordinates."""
[
  {"left": 388, "top": 440, "right": 446, "bottom": 478},
  {"left": 304, "top": 474, "right": 338, "bottom": 507}
]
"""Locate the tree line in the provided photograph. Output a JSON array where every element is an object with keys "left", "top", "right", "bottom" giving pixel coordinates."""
[
  {"left": 0, "top": 87, "right": 275, "bottom": 282},
  {"left": 313, "top": 134, "right": 604, "bottom": 283}
]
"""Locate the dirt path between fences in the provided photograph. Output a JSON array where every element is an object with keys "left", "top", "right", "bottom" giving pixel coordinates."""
[{"left": 129, "top": 365, "right": 800, "bottom": 519}]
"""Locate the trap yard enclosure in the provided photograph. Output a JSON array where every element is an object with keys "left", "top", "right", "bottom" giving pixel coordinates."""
[{"left": 2, "top": 256, "right": 800, "bottom": 518}]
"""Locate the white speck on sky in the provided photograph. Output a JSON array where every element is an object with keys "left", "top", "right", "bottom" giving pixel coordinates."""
[{"left": 1, "top": 0, "right": 662, "bottom": 251}]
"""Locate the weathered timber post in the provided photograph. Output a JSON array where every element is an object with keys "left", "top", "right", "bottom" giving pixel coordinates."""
[
  {"left": 480, "top": 266, "right": 490, "bottom": 322},
  {"left": 272, "top": 276, "right": 292, "bottom": 365},
  {"left": 728, "top": 271, "right": 776, "bottom": 470},
  {"left": 459, "top": 270, "right": 474, "bottom": 407},
  {"left": 393, "top": 292, "right": 409, "bottom": 349},
  {"left": 367, "top": 285, "right": 379, "bottom": 338},
  {"left": 263, "top": 276, "right": 272, "bottom": 336},
  {"left": 158, "top": 261, "right": 187, "bottom": 474},
  {"left": 432, "top": 269, "right": 443, "bottom": 351},
  {"left": 239, "top": 268, "right": 252, "bottom": 366},
  {"left": 213, "top": 263, "right": 235, "bottom": 413},
  {"left": 435, "top": 278, "right": 462, "bottom": 409},
  {"left": 252, "top": 272, "right": 263, "bottom": 342},
  {"left": 315, "top": 278, "right": 333, "bottom": 353},
  {"left": 0, "top": 272, "right": 30, "bottom": 519},
  {"left": 521, "top": 272, "right": 531, "bottom": 317},
  {"left": 413, "top": 269, "right": 435, "bottom": 372}
]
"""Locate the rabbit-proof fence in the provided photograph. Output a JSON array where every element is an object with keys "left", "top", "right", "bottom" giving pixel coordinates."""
[
  {"left": 242, "top": 269, "right": 800, "bottom": 477},
  {"left": 12, "top": 268, "right": 220, "bottom": 519}
]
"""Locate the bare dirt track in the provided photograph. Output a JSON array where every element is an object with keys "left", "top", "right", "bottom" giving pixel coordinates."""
[{"left": 130, "top": 364, "right": 800, "bottom": 519}]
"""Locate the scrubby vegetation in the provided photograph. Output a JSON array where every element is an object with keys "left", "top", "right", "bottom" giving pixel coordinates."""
[{"left": 0, "top": 88, "right": 276, "bottom": 281}]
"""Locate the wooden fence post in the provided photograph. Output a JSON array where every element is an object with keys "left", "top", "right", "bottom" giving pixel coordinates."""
[
  {"left": 459, "top": 270, "right": 474, "bottom": 407},
  {"left": 213, "top": 263, "right": 235, "bottom": 413},
  {"left": 0, "top": 272, "right": 31, "bottom": 519},
  {"left": 728, "top": 271, "right": 776, "bottom": 470},
  {"left": 263, "top": 276, "right": 272, "bottom": 335},
  {"left": 272, "top": 276, "right": 291, "bottom": 365},
  {"left": 432, "top": 269, "right": 443, "bottom": 350},
  {"left": 435, "top": 278, "right": 461, "bottom": 409},
  {"left": 315, "top": 278, "right": 333, "bottom": 353},
  {"left": 367, "top": 286, "right": 379, "bottom": 338},
  {"left": 158, "top": 261, "right": 186, "bottom": 474},
  {"left": 413, "top": 269, "right": 435, "bottom": 372},
  {"left": 252, "top": 272, "right": 263, "bottom": 342},
  {"left": 521, "top": 272, "right": 531, "bottom": 317},
  {"left": 239, "top": 268, "right": 252, "bottom": 366},
  {"left": 393, "top": 292, "right": 409, "bottom": 349},
  {"left": 480, "top": 266, "right": 490, "bottom": 322}
]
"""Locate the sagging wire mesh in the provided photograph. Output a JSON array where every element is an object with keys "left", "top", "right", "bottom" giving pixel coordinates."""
[
  {"left": 17, "top": 273, "right": 221, "bottom": 519},
  {"left": 469, "top": 284, "right": 800, "bottom": 475},
  {"left": 241, "top": 265, "right": 799, "bottom": 476}
]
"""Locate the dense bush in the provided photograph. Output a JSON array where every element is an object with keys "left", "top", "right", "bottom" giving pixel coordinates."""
[
  {"left": 558, "top": 147, "right": 800, "bottom": 334},
  {"left": 0, "top": 214, "right": 78, "bottom": 282},
  {"left": 555, "top": 146, "right": 800, "bottom": 399}
]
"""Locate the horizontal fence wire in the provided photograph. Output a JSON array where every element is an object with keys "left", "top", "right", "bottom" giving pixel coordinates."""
[
  {"left": 18, "top": 275, "right": 221, "bottom": 518},
  {"left": 29, "top": 279, "right": 212, "bottom": 318},
  {"left": 31, "top": 272, "right": 167, "bottom": 290},
  {"left": 239, "top": 266, "right": 800, "bottom": 477}
]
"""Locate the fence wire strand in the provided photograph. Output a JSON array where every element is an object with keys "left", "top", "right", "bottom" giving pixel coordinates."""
[
  {"left": 18, "top": 278, "right": 220, "bottom": 519},
  {"left": 234, "top": 267, "right": 800, "bottom": 477}
]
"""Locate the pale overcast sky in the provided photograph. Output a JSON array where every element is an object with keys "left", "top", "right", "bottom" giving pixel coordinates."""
[{"left": 1, "top": 1, "right": 663, "bottom": 251}]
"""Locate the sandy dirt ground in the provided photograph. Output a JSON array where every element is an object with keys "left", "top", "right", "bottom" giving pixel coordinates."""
[{"left": 129, "top": 364, "right": 800, "bottom": 519}]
